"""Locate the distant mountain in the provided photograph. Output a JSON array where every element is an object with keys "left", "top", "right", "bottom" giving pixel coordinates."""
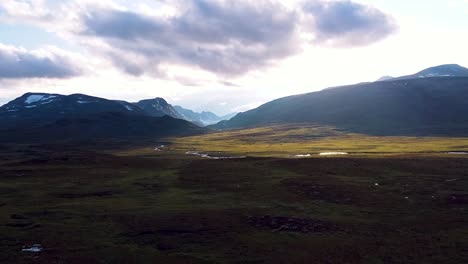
[
  {"left": 174, "top": 105, "right": 237, "bottom": 126},
  {"left": 376, "top": 76, "right": 394, "bottom": 82},
  {"left": 378, "top": 64, "right": 468, "bottom": 82},
  {"left": 212, "top": 77, "right": 468, "bottom": 136},
  {"left": 0, "top": 93, "right": 206, "bottom": 143},
  {"left": 134, "top": 98, "right": 182, "bottom": 119}
]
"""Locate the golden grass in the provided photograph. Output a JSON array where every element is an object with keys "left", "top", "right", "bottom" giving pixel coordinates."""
[{"left": 115, "top": 124, "right": 468, "bottom": 157}]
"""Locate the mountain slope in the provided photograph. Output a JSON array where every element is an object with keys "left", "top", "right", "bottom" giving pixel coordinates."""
[
  {"left": 219, "top": 112, "right": 238, "bottom": 121},
  {"left": 212, "top": 77, "right": 468, "bottom": 136},
  {"left": 1, "top": 113, "right": 205, "bottom": 143},
  {"left": 0, "top": 93, "right": 206, "bottom": 143}
]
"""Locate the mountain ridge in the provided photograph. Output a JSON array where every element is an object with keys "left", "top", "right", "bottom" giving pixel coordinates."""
[
  {"left": 0, "top": 92, "right": 207, "bottom": 143},
  {"left": 378, "top": 64, "right": 468, "bottom": 82},
  {"left": 211, "top": 76, "right": 468, "bottom": 136}
]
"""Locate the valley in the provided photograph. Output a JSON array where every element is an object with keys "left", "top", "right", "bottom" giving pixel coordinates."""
[
  {"left": 1, "top": 142, "right": 468, "bottom": 264},
  {"left": 117, "top": 124, "right": 468, "bottom": 158},
  {"left": 1, "top": 128, "right": 468, "bottom": 263},
  {"left": 2, "top": 65, "right": 468, "bottom": 263}
]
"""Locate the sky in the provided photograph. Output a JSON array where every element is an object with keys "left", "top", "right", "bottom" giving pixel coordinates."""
[{"left": 0, "top": 0, "right": 467, "bottom": 115}]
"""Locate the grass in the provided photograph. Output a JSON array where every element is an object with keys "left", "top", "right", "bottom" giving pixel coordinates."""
[
  {"left": 1, "top": 127, "right": 468, "bottom": 263},
  {"left": 116, "top": 124, "right": 468, "bottom": 158}
]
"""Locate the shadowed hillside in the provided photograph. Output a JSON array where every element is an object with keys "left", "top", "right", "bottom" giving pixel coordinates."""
[
  {"left": 0, "top": 93, "right": 207, "bottom": 143},
  {"left": 214, "top": 77, "right": 468, "bottom": 136}
]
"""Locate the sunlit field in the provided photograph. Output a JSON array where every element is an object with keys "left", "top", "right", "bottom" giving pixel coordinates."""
[{"left": 115, "top": 124, "right": 468, "bottom": 158}]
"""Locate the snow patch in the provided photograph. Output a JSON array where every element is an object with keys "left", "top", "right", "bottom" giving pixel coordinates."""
[
  {"left": 124, "top": 105, "right": 134, "bottom": 111},
  {"left": 22, "top": 244, "right": 43, "bottom": 253},
  {"left": 25, "top": 105, "right": 37, "bottom": 108},
  {"left": 447, "top": 152, "right": 468, "bottom": 155},
  {"left": 25, "top": 95, "right": 45, "bottom": 104},
  {"left": 25, "top": 95, "right": 56, "bottom": 104},
  {"left": 77, "top": 101, "right": 91, "bottom": 104},
  {"left": 295, "top": 154, "right": 311, "bottom": 157},
  {"left": 152, "top": 103, "right": 162, "bottom": 110},
  {"left": 39, "top": 99, "right": 55, "bottom": 105}
]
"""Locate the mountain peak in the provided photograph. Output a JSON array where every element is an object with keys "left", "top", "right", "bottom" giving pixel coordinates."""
[
  {"left": 376, "top": 76, "right": 394, "bottom": 82},
  {"left": 135, "top": 98, "right": 181, "bottom": 118},
  {"left": 378, "top": 64, "right": 468, "bottom": 82},
  {"left": 3, "top": 93, "right": 64, "bottom": 111},
  {"left": 415, "top": 64, "right": 468, "bottom": 77},
  {"left": 139, "top": 97, "right": 170, "bottom": 105}
]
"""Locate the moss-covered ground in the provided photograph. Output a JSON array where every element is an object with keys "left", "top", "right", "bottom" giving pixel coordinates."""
[{"left": 1, "top": 127, "right": 468, "bottom": 263}]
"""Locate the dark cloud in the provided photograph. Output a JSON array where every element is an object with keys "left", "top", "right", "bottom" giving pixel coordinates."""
[
  {"left": 302, "top": 0, "right": 397, "bottom": 47},
  {"left": 83, "top": 10, "right": 168, "bottom": 40},
  {"left": 0, "top": 45, "right": 81, "bottom": 79},
  {"left": 81, "top": 0, "right": 300, "bottom": 77},
  {"left": 80, "top": 0, "right": 397, "bottom": 78}
]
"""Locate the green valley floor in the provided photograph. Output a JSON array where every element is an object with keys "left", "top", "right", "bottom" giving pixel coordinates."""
[{"left": 1, "top": 138, "right": 468, "bottom": 263}]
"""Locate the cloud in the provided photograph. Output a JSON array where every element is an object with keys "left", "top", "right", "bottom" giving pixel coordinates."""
[
  {"left": 0, "top": 44, "right": 82, "bottom": 79},
  {"left": 80, "top": 0, "right": 300, "bottom": 77},
  {"left": 0, "top": 0, "right": 398, "bottom": 80},
  {"left": 0, "top": 0, "right": 55, "bottom": 25},
  {"left": 302, "top": 0, "right": 397, "bottom": 47}
]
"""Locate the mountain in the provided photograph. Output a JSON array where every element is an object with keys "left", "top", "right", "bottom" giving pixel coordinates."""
[
  {"left": 0, "top": 93, "right": 206, "bottom": 143},
  {"left": 0, "top": 93, "right": 144, "bottom": 129},
  {"left": 379, "top": 64, "right": 468, "bottom": 82},
  {"left": 376, "top": 75, "right": 394, "bottom": 82},
  {"left": 134, "top": 98, "right": 182, "bottom": 119},
  {"left": 174, "top": 105, "right": 237, "bottom": 126},
  {"left": 211, "top": 77, "right": 468, "bottom": 136}
]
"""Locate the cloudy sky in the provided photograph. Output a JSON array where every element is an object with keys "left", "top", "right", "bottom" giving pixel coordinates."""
[{"left": 0, "top": 0, "right": 467, "bottom": 114}]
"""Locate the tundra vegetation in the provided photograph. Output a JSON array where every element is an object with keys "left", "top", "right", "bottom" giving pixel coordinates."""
[{"left": 1, "top": 125, "right": 467, "bottom": 263}]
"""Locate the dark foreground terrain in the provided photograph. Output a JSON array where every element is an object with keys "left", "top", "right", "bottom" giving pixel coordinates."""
[{"left": 1, "top": 145, "right": 468, "bottom": 263}]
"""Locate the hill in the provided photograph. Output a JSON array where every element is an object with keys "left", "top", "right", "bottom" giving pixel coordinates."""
[{"left": 212, "top": 77, "right": 468, "bottom": 136}]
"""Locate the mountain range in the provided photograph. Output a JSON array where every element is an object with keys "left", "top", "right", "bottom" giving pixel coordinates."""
[
  {"left": 213, "top": 64, "right": 468, "bottom": 136},
  {"left": 2, "top": 64, "right": 468, "bottom": 142},
  {"left": 0, "top": 93, "right": 207, "bottom": 143}
]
